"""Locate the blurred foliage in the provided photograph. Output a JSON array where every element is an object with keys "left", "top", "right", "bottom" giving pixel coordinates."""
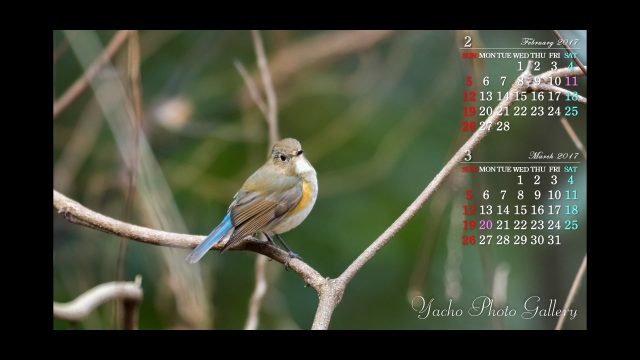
[{"left": 53, "top": 30, "right": 586, "bottom": 329}]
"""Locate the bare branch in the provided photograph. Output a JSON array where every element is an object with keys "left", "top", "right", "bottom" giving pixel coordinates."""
[
  {"left": 244, "top": 254, "right": 269, "bottom": 330},
  {"left": 53, "top": 30, "right": 131, "bottom": 119},
  {"left": 234, "top": 60, "right": 269, "bottom": 119},
  {"left": 537, "top": 66, "right": 586, "bottom": 81},
  {"left": 53, "top": 35, "right": 70, "bottom": 64},
  {"left": 552, "top": 30, "right": 587, "bottom": 76},
  {"left": 53, "top": 190, "right": 327, "bottom": 294},
  {"left": 555, "top": 255, "right": 587, "bottom": 330},
  {"left": 240, "top": 31, "right": 395, "bottom": 106},
  {"left": 54, "top": 275, "right": 143, "bottom": 329},
  {"left": 560, "top": 117, "right": 587, "bottom": 159},
  {"left": 252, "top": 30, "right": 279, "bottom": 145},
  {"left": 555, "top": 108, "right": 587, "bottom": 331},
  {"left": 530, "top": 83, "right": 587, "bottom": 104}
]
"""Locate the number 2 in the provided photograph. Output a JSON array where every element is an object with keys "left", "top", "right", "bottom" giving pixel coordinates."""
[{"left": 464, "top": 36, "right": 472, "bottom": 48}]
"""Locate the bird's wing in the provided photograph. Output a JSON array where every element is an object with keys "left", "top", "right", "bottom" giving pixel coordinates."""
[{"left": 224, "top": 174, "right": 303, "bottom": 249}]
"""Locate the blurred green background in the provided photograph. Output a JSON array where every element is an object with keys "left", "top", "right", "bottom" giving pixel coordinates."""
[{"left": 53, "top": 30, "right": 587, "bottom": 329}]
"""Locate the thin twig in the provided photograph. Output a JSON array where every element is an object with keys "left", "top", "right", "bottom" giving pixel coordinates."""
[
  {"left": 552, "top": 30, "right": 587, "bottom": 76},
  {"left": 240, "top": 30, "right": 395, "bottom": 107},
  {"left": 53, "top": 36, "right": 70, "bottom": 64},
  {"left": 555, "top": 106, "right": 587, "bottom": 330},
  {"left": 115, "top": 29, "right": 144, "bottom": 329},
  {"left": 53, "top": 99, "right": 104, "bottom": 192},
  {"left": 491, "top": 262, "right": 510, "bottom": 330},
  {"left": 244, "top": 253, "right": 269, "bottom": 330},
  {"left": 555, "top": 255, "right": 587, "bottom": 330},
  {"left": 537, "top": 66, "right": 586, "bottom": 81},
  {"left": 252, "top": 30, "right": 279, "bottom": 144},
  {"left": 234, "top": 60, "right": 269, "bottom": 119},
  {"left": 54, "top": 275, "right": 143, "bottom": 329},
  {"left": 531, "top": 83, "right": 587, "bottom": 104},
  {"left": 53, "top": 30, "right": 130, "bottom": 119},
  {"left": 406, "top": 192, "right": 448, "bottom": 302},
  {"left": 560, "top": 117, "right": 587, "bottom": 159}
]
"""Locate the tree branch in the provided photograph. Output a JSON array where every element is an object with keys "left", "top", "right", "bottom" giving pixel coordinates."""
[
  {"left": 54, "top": 275, "right": 143, "bottom": 329},
  {"left": 251, "top": 30, "right": 279, "bottom": 144},
  {"left": 555, "top": 108, "right": 587, "bottom": 330},
  {"left": 53, "top": 190, "right": 326, "bottom": 294},
  {"left": 530, "top": 83, "right": 586, "bottom": 104},
  {"left": 240, "top": 30, "right": 395, "bottom": 107},
  {"left": 555, "top": 255, "right": 587, "bottom": 330},
  {"left": 560, "top": 116, "right": 587, "bottom": 159},
  {"left": 244, "top": 252, "right": 269, "bottom": 330},
  {"left": 537, "top": 66, "right": 586, "bottom": 81},
  {"left": 234, "top": 60, "right": 269, "bottom": 119},
  {"left": 552, "top": 30, "right": 587, "bottom": 76},
  {"left": 53, "top": 30, "right": 131, "bottom": 119}
]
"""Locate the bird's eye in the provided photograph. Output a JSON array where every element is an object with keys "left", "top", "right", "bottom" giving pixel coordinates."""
[{"left": 280, "top": 155, "right": 287, "bottom": 162}]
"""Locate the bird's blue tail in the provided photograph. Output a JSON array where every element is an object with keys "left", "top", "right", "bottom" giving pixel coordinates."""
[{"left": 186, "top": 213, "right": 233, "bottom": 263}]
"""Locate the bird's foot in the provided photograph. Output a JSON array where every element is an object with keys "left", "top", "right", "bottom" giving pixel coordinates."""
[{"left": 284, "top": 251, "right": 302, "bottom": 271}]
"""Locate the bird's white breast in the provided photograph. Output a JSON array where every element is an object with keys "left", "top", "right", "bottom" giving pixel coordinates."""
[{"left": 295, "top": 155, "right": 315, "bottom": 175}]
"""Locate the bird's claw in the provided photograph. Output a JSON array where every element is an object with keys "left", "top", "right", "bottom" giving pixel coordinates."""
[{"left": 283, "top": 251, "right": 302, "bottom": 271}]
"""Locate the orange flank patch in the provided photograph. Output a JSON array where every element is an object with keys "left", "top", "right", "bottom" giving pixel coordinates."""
[{"left": 290, "top": 181, "right": 312, "bottom": 215}]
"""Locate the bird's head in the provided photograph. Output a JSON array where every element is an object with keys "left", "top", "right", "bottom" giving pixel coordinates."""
[{"left": 270, "top": 138, "right": 314, "bottom": 177}]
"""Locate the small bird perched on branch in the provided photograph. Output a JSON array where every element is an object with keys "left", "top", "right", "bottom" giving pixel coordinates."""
[{"left": 186, "top": 138, "right": 318, "bottom": 265}]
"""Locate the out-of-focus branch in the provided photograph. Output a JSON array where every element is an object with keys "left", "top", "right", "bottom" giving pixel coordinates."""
[
  {"left": 240, "top": 30, "right": 395, "bottom": 107},
  {"left": 555, "top": 255, "right": 587, "bottom": 330},
  {"left": 244, "top": 252, "right": 269, "bottom": 330},
  {"left": 54, "top": 275, "right": 143, "bottom": 329},
  {"left": 530, "top": 83, "right": 586, "bottom": 104},
  {"left": 555, "top": 105, "right": 587, "bottom": 331},
  {"left": 53, "top": 30, "right": 131, "bottom": 119},
  {"left": 234, "top": 60, "right": 268, "bottom": 118},
  {"left": 53, "top": 99, "right": 104, "bottom": 192},
  {"left": 560, "top": 116, "right": 587, "bottom": 159},
  {"left": 115, "top": 29, "right": 144, "bottom": 329},
  {"left": 252, "top": 30, "right": 279, "bottom": 144},
  {"left": 54, "top": 36, "right": 70, "bottom": 64},
  {"left": 552, "top": 30, "right": 587, "bottom": 76},
  {"left": 537, "top": 66, "right": 586, "bottom": 81},
  {"left": 63, "top": 30, "right": 212, "bottom": 328}
]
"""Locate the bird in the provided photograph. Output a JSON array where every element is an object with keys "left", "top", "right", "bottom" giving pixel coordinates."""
[{"left": 186, "top": 138, "right": 318, "bottom": 265}]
